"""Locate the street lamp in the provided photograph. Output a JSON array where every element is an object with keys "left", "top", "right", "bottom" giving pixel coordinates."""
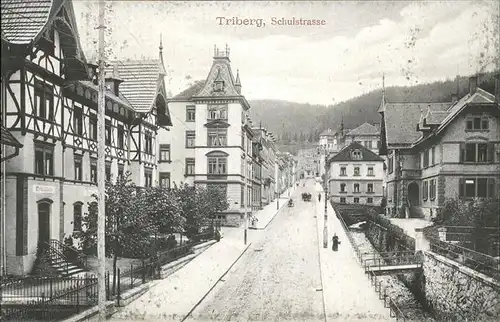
[{"left": 323, "top": 151, "right": 328, "bottom": 248}]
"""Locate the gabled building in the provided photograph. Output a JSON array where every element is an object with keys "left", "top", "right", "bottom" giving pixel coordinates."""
[
  {"left": 0, "top": 0, "right": 171, "bottom": 275},
  {"left": 344, "top": 122, "right": 381, "bottom": 154},
  {"left": 379, "top": 75, "right": 500, "bottom": 220},
  {"left": 164, "top": 45, "right": 253, "bottom": 226},
  {"left": 326, "top": 142, "right": 384, "bottom": 205}
]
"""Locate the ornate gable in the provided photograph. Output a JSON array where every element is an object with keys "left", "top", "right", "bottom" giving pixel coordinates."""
[{"left": 195, "top": 45, "right": 240, "bottom": 98}]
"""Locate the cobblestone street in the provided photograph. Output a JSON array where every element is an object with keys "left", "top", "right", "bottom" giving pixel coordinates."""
[{"left": 187, "top": 183, "right": 324, "bottom": 322}]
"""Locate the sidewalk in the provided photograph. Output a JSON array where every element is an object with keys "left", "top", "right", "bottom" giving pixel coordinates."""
[
  {"left": 249, "top": 185, "right": 296, "bottom": 230},
  {"left": 314, "top": 182, "right": 390, "bottom": 321},
  {"left": 110, "top": 229, "right": 251, "bottom": 321}
]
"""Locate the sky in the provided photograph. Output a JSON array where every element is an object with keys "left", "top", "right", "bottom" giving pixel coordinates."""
[{"left": 73, "top": 0, "right": 500, "bottom": 105}]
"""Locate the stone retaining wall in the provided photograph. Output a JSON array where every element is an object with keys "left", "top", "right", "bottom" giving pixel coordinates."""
[{"left": 423, "top": 251, "right": 500, "bottom": 321}]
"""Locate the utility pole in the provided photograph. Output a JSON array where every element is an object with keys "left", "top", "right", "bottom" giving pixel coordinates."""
[
  {"left": 97, "top": 0, "right": 106, "bottom": 319},
  {"left": 323, "top": 151, "right": 328, "bottom": 248}
]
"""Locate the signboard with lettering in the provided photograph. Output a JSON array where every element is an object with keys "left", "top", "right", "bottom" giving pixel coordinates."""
[{"left": 33, "top": 185, "right": 56, "bottom": 194}]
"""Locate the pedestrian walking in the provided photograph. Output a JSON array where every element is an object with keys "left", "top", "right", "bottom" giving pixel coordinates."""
[{"left": 318, "top": 193, "right": 321, "bottom": 202}]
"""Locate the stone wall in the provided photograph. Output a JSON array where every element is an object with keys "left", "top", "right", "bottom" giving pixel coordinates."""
[
  {"left": 365, "top": 220, "right": 416, "bottom": 252},
  {"left": 423, "top": 251, "right": 500, "bottom": 321}
]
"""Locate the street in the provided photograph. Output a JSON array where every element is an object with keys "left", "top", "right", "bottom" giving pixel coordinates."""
[{"left": 187, "top": 181, "right": 325, "bottom": 322}]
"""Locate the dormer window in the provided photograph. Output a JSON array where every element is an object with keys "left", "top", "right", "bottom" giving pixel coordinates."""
[
  {"left": 212, "top": 67, "right": 225, "bottom": 92},
  {"left": 352, "top": 149, "right": 362, "bottom": 160}
]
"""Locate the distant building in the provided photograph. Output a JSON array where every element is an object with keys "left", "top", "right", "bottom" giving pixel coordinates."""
[
  {"left": 344, "top": 122, "right": 381, "bottom": 154},
  {"left": 326, "top": 142, "right": 385, "bottom": 206},
  {"left": 379, "top": 75, "right": 500, "bottom": 220}
]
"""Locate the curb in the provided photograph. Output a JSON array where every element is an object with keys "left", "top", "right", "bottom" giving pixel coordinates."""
[{"left": 181, "top": 242, "right": 252, "bottom": 322}]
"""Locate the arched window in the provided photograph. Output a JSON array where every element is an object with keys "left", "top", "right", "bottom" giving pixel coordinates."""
[{"left": 73, "top": 202, "right": 83, "bottom": 232}]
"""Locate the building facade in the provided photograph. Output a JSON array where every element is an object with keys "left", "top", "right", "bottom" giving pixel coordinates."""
[
  {"left": 0, "top": 1, "right": 172, "bottom": 275},
  {"left": 379, "top": 75, "right": 500, "bottom": 220},
  {"left": 344, "top": 122, "right": 380, "bottom": 155},
  {"left": 327, "top": 142, "right": 384, "bottom": 206}
]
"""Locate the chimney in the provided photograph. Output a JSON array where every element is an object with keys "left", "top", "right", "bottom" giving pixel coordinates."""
[
  {"left": 495, "top": 73, "right": 500, "bottom": 103},
  {"left": 469, "top": 75, "right": 478, "bottom": 95},
  {"left": 451, "top": 93, "right": 458, "bottom": 104}
]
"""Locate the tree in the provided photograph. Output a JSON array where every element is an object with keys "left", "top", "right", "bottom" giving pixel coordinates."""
[
  {"left": 73, "top": 172, "right": 153, "bottom": 292},
  {"left": 292, "top": 132, "right": 298, "bottom": 142}
]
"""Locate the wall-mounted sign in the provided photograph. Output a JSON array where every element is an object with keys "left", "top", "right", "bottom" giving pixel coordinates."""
[{"left": 33, "top": 185, "right": 56, "bottom": 194}]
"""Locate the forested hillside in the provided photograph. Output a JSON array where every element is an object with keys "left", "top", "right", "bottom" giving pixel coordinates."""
[{"left": 249, "top": 72, "right": 497, "bottom": 148}]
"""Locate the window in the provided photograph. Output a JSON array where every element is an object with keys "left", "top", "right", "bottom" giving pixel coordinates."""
[
  {"left": 367, "top": 183, "right": 374, "bottom": 193},
  {"left": 388, "top": 156, "right": 393, "bottom": 174},
  {"left": 241, "top": 185, "right": 245, "bottom": 208},
  {"left": 364, "top": 141, "right": 372, "bottom": 149},
  {"left": 185, "top": 158, "right": 195, "bottom": 175},
  {"left": 354, "top": 167, "right": 360, "bottom": 176},
  {"left": 117, "top": 125, "right": 124, "bottom": 149},
  {"left": 89, "top": 113, "right": 97, "bottom": 140},
  {"left": 208, "top": 104, "right": 227, "bottom": 120},
  {"left": 186, "top": 131, "right": 195, "bottom": 148},
  {"left": 354, "top": 183, "right": 360, "bottom": 193},
  {"left": 352, "top": 150, "right": 362, "bottom": 160},
  {"left": 367, "top": 167, "right": 374, "bottom": 176},
  {"left": 159, "top": 172, "right": 170, "bottom": 188},
  {"left": 423, "top": 181, "right": 428, "bottom": 201},
  {"left": 431, "top": 146, "right": 436, "bottom": 165},
  {"left": 34, "top": 80, "right": 54, "bottom": 121},
  {"left": 430, "top": 179, "right": 436, "bottom": 201},
  {"left": 105, "top": 162, "right": 111, "bottom": 181},
  {"left": 73, "top": 106, "right": 83, "bottom": 135},
  {"left": 340, "top": 183, "right": 346, "bottom": 192},
  {"left": 144, "top": 168, "right": 153, "bottom": 187},
  {"left": 105, "top": 120, "right": 111, "bottom": 145},
  {"left": 159, "top": 144, "right": 171, "bottom": 162},
  {"left": 90, "top": 159, "right": 97, "bottom": 183},
  {"left": 460, "top": 143, "right": 493, "bottom": 163},
  {"left": 207, "top": 128, "right": 227, "bottom": 147},
  {"left": 466, "top": 116, "right": 489, "bottom": 130},
  {"left": 186, "top": 105, "right": 195, "bottom": 121},
  {"left": 423, "top": 149, "right": 429, "bottom": 167},
  {"left": 118, "top": 164, "right": 124, "bottom": 179},
  {"left": 74, "top": 155, "right": 82, "bottom": 181},
  {"left": 367, "top": 197, "right": 373, "bottom": 204},
  {"left": 73, "top": 203, "right": 82, "bottom": 232},
  {"left": 354, "top": 197, "right": 359, "bottom": 204},
  {"left": 340, "top": 197, "right": 346, "bottom": 204},
  {"left": 144, "top": 131, "right": 153, "bottom": 155},
  {"left": 208, "top": 156, "right": 227, "bottom": 174},
  {"left": 459, "top": 178, "right": 495, "bottom": 198},
  {"left": 35, "top": 143, "right": 54, "bottom": 176}
]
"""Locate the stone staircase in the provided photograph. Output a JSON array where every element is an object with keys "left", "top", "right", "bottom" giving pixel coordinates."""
[{"left": 43, "top": 239, "right": 90, "bottom": 277}]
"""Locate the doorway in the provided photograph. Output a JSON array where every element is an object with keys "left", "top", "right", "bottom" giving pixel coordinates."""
[
  {"left": 408, "top": 182, "right": 419, "bottom": 207},
  {"left": 38, "top": 201, "right": 51, "bottom": 246}
]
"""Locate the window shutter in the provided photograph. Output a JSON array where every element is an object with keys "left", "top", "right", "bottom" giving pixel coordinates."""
[
  {"left": 487, "top": 143, "right": 494, "bottom": 163},
  {"left": 487, "top": 178, "right": 495, "bottom": 198},
  {"left": 459, "top": 178, "right": 465, "bottom": 198},
  {"left": 459, "top": 143, "right": 465, "bottom": 163}
]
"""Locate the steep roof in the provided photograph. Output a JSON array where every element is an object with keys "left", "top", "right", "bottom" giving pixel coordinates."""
[
  {"left": 1, "top": 0, "right": 54, "bottom": 44},
  {"left": 437, "top": 88, "right": 496, "bottom": 133},
  {"left": 173, "top": 80, "right": 206, "bottom": 100},
  {"left": 1, "top": 124, "right": 23, "bottom": 148},
  {"left": 109, "top": 59, "right": 166, "bottom": 112},
  {"left": 382, "top": 102, "right": 452, "bottom": 146},
  {"left": 346, "top": 122, "right": 379, "bottom": 136},
  {"left": 194, "top": 48, "right": 241, "bottom": 98},
  {"left": 328, "top": 141, "right": 383, "bottom": 163},
  {"left": 320, "top": 129, "right": 337, "bottom": 137}
]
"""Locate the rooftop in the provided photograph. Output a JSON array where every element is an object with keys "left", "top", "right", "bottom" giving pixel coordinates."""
[
  {"left": 346, "top": 123, "right": 379, "bottom": 136},
  {"left": 328, "top": 141, "right": 384, "bottom": 163}
]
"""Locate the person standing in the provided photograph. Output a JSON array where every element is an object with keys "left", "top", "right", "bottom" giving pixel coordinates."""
[{"left": 318, "top": 193, "right": 321, "bottom": 202}]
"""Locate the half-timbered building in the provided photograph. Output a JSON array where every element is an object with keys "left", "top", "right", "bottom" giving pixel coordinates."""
[{"left": 0, "top": 0, "right": 171, "bottom": 275}]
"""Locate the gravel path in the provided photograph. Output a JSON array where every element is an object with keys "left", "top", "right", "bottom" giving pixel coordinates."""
[
  {"left": 187, "top": 186, "right": 325, "bottom": 322},
  {"left": 351, "top": 231, "right": 435, "bottom": 321}
]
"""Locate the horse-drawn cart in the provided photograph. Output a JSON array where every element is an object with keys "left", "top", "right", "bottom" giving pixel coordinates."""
[{"left": 301, "top": 192, "right": 312, "bottom": 202}]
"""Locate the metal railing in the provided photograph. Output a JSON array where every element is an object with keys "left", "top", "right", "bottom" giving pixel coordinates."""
[
  {"left": 363, "top": 253, "right": 423, "bottom": 273},
  {"left": 1, "top": 275, "right": 98, "bottom": 321},
  {"left": 428, "top": 237, "right": 500, "bottom": 280},
  {"left": 45, "top": 239, "right": 88, "bottom": 275},
  {"left": 334, "top": 205, "right": 408, "bottom": 321}
]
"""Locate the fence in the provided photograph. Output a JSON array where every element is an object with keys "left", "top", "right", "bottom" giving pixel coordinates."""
[
  {"left": 427, "top": 237, "right": 500, "bottom": 280},
  {"left": 1, "top": 275, "right": 97, "bottom": 321},
  {"left": 334, "top": 204, "right": 407, "bottom": 321}
]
